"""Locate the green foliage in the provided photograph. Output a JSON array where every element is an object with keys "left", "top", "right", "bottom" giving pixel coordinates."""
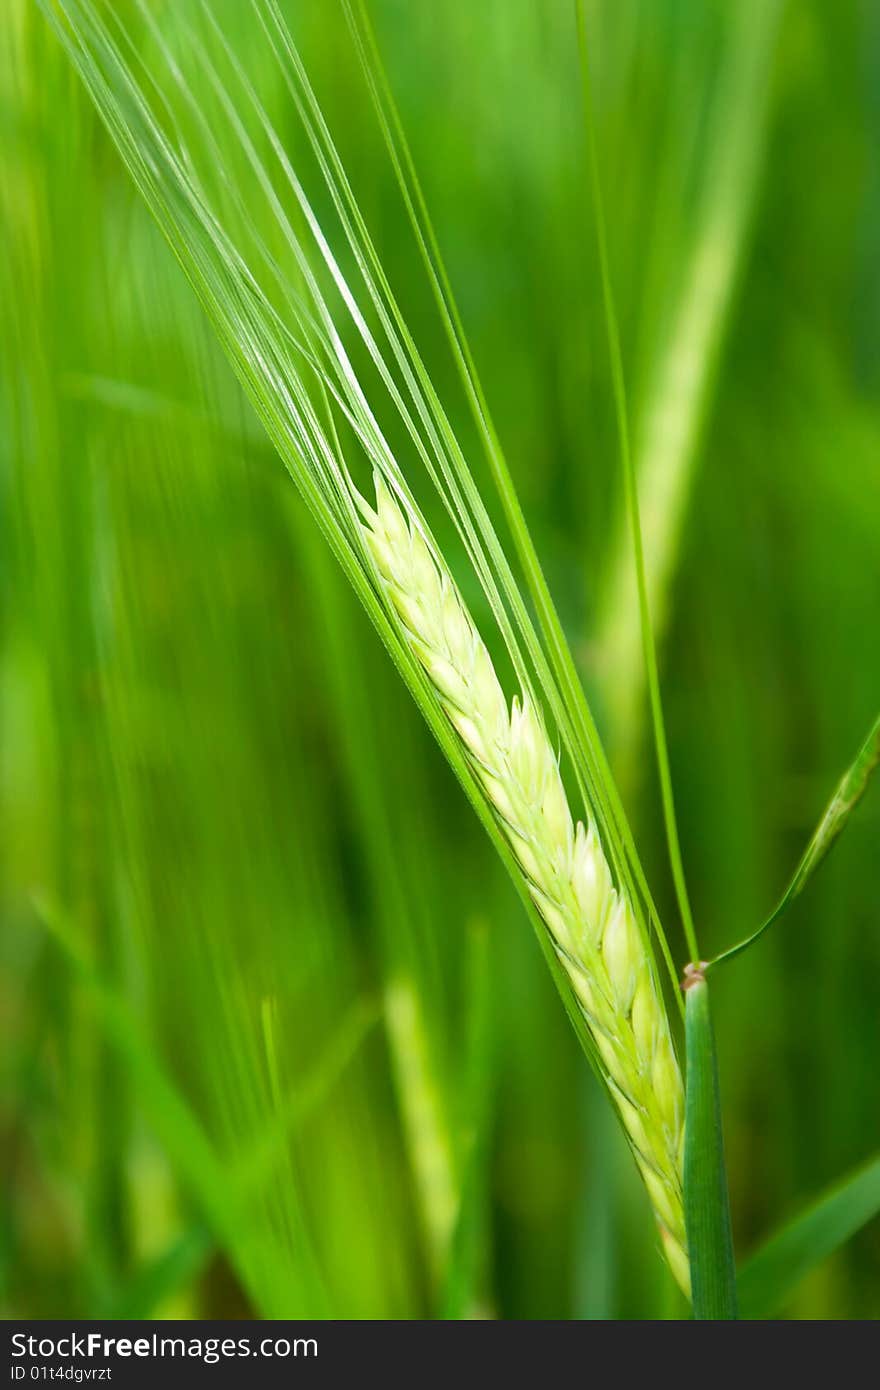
[
  {"left": 738, "top": 1155, "right": 880, "bottom": 1319},
  {"left": 3, "top": 0, "right": 878, "bottom": 1320}
]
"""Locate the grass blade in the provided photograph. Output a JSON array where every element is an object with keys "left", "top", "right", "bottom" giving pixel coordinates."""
[
  {"left": 35, "top": 898, "right": 311, "bottom": 1313},
  {"left": 36, "top": 896, "right": 377, "bottom": 1316},
  {"left": 101, "top": 1227, "right": 212, "bottom": 1319},
  {"left": 683, "top": 974, "right": 737, "bottom": 1318},
  {"left": 711, "top": 711, "right": 880, "bottom": 969},
  {"left": 738, "top": 1154, "right": 880, "bottom": 1319}
]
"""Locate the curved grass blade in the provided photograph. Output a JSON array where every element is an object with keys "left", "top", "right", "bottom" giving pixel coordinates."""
[
  {"left": 711, "top": 711, "right": 880, "bottom": 970},
  {"left": 737, "top": 1153, "right": 880, "bottom": 1319},
  {"left": 101, "top": 1226, "right": 212, "bottom": 1319},
  {"left": 683, "top": 974, "right": 737, "bottom": 1318},
  {"left": 234, "top": 997, "right": 381, "bottom": 1198},
  {"left": 36, "top": 896, "right": 378, "bottom": 1315},
  {"left": 34, "top": 895, "right": 324, "bottom": 1315}
]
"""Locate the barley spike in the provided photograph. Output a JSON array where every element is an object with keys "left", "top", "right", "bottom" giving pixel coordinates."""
[{"left": 361, "top": 474, "right": 689, "bottom": 1294}]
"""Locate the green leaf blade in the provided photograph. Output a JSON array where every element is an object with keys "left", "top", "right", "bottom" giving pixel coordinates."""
[
  {"left": 738, "top": 1154, "right": 880, "bottom": 1319},
  {"left": 712, "top": 711, "right": 880, "bottom": 970},
  {"left": 787, "top": 712, "right": 880, "bottom": 899}
]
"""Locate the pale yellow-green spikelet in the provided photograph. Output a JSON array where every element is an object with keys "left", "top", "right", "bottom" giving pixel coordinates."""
[{"left": 362, "top": 475, "right": 689, "bottom": 1292}]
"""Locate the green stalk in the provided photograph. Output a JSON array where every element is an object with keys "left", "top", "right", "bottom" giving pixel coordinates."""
[{"left": 683, "top": 974, "right": 737, "bottom": 1318}]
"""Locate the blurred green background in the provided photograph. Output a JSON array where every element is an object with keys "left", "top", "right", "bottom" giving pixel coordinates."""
[{"left": 2, "top": 0, "right": 878, "bottom": 1319}]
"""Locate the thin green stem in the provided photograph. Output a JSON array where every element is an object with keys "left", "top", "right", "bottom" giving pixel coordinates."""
[{"left": 576, "top": 0, "right": 699, "bottom": 965}]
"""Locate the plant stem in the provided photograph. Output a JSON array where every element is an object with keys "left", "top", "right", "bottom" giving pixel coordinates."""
[{"left": 683, "top": 973, "right": 737, "bottom": 1318}]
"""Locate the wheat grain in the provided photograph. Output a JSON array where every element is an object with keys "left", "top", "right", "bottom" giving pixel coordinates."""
[{"left": 361, "top": 474, "right": 689, "bottom": 1292}]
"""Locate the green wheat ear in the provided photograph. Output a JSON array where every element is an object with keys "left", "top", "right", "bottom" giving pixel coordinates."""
[{"left": 361, "top": 474, "right": 689, "bottom": 1294}]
